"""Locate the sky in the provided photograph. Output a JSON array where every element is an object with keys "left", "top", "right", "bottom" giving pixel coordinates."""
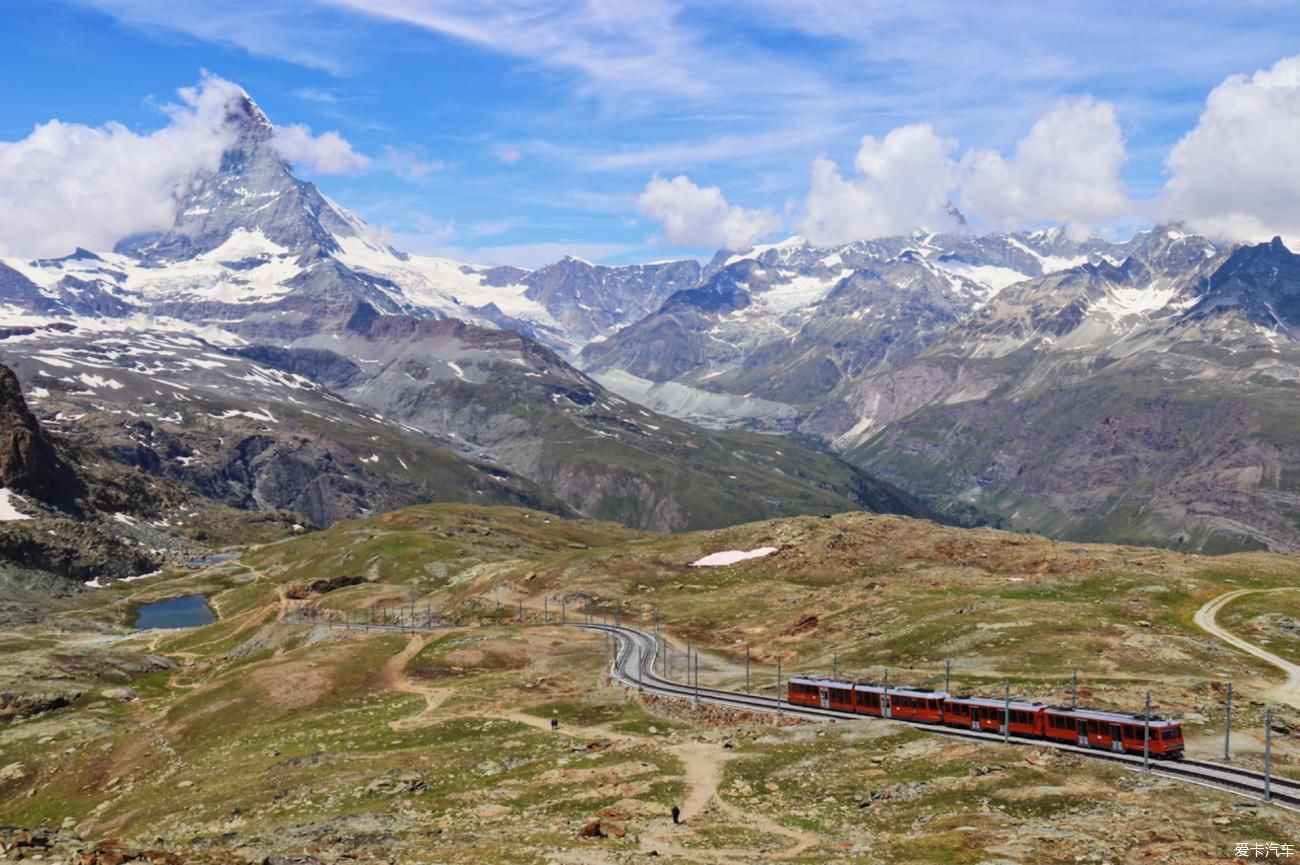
[{"left": 2, "top": 1, "right": 1300, "bottom": 266}]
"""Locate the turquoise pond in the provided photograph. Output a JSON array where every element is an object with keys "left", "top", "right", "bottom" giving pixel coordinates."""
[{"left": 133, "top": 595, "right": 215, "bottom": 629}]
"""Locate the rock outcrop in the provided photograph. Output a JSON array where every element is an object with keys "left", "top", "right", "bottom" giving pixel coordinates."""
[{"left": 0, "top": 362, "right": 86, "bottom": 513}]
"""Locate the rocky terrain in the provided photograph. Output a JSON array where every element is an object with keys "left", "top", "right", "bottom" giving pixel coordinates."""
[
  {"left": 0, "top": 359, "right": 307, "bottom": 597},
  {"left": 831, "top": 229, "right": 1300, "bottom": 553},
  {"left": 2, "top": 504, "right": 1299, "bottom": 863}
]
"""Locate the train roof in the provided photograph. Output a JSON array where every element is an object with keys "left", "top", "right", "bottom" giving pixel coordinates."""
[
  {"left": 788, "top": 675, "right": 854, "bottom": 687},
  {"left": 883, "top": 687, "right": 949, "bottom": 699},
  {"left": 1044, "top": 705, "right": 1179, "bottom": 726},
  {"left": 946, "top": 695, "right": 1046, "bottom": 711}
]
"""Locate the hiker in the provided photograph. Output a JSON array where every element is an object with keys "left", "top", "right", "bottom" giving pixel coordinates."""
[
  {"left": 671, "top": 805, "right": 681, "bottom": 825},
  {"left": 551, "top": 717, "right": 559, "bottom": 732}
]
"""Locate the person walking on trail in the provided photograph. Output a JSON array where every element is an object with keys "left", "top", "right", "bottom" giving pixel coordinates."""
[{"left": 671, "top": 805, "right": 681, "bottom": 825}]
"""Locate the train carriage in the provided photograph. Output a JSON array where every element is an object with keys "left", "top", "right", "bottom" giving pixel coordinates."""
[
  {"left": 885, "top": 688, "right": 948, "bottom": 723},
  {"left": 942, "top": 696, "right": 1046, "bottom": 737},
  {"left": 786, "top": 676, "right": 855, "bottom": 711},
  {"left": 1043, "top": 706, "right": 1184, "bottom": 758},
  {"left": 852, "top": 683, "right": 888, "bottom": 717}
]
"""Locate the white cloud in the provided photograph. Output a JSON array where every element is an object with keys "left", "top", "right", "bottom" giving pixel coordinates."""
[
  {"left": 960, "top": 97, "right": 1127, "bottom": 236},
  {"left": 1162, "top": 55, "right": 1300, "bottom": 242},
  {"left": 272, "top": 123, "right": 370, "bottom": 175},
  {"left": 637, "top": 174, "right": 783, "bottom": 250},
  {"left": 0, "top": 73, "right": 243, "bottom": 258},
  {"left": 497, "top": 146, "right": 522, "bottom": 165},
  {"left": 800, "top": 124, "right": 959, "bottom": 246},
  {"left": 382, "top": 144, "right": 444, "bottom": 181}
]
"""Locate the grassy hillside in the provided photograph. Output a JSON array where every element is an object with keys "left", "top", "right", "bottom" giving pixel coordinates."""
[{"left": 2, "top": 504, "right": 1299, "bottom": 862}]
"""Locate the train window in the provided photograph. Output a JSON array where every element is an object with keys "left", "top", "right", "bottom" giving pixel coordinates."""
[{"left": 1161, "top": 729, "right": 1179, "bottom": 740}]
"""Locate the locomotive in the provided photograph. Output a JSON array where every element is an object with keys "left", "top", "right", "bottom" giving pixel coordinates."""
[{"left": 786, "top": 676, "right": 1184, "bottom": 759}]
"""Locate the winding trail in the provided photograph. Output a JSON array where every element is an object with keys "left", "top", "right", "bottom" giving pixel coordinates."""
[
  {"left": 381, "top": 634, "right": 452, "bottom": 731},
  {"left": 1194, "top": 588, "right": 1300, "bottom": 708}
]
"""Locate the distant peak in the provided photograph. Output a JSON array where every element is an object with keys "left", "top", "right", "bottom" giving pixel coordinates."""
[
  {"left": 225, "top": 92, "right": 273, "bottom": 138},
  {"left": 944, "top": 201, "right": 969, "bottom": 229},
  {"left": 1270, "top": 235, "right": 1288, "bottom": 252}
]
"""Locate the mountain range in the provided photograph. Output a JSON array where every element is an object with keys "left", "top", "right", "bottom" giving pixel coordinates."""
[
  {"left": 0, "top": 93, "right": 927, "bottom": 584},
  {"left": 2, "top": 88, "right": 1299, "bottom": 572}
]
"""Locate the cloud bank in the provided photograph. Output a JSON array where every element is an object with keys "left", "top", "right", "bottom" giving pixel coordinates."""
[
  {"left": 0, "top": 74, "right": 370, "bottom": 258},
  {"left": 0, "top": 76, "right": 240, "bottom": 258},
  {"left": 272, "top": 124, "right": 370, "bottom": 175},
  {"left": 1162, "top": 55, "right": 1300, "bottom": 242},
  {"left": 801, "top": 124, "right": 959, "bottom": 246},
  {"left": 638, "top": 175, "right": 783, "bottom": 250}
]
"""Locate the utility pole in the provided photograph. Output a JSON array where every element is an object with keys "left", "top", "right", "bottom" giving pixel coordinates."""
[
  {"left": 694, "top": 652, "right": 700, "bottom": 708},
  {"left": 745, "top": 646, "right": 751, "bottom": 694},
  {"left": 776, "top": 657, "right": 782, "bottom": 719},
  {"left": 1071, "top": 669, "right": 1078, "bottom": 709},
  {"left": 1003, "top": 680, "right": 1010, "bottom": 743},
  {"left": 1143, "top": 691, "right": 1151, "bottom": 772},
  {"left": 945, "top": 659, "right": 951, "bottom": 693},
  {"left": 1266, "top": 705, "right": 1274, "bottom": 802},
  {"left": 883, "top": 668, "right": 890, "bottom": 719},
  {"left": 832, "top": 651, "right": 837, "bottom": 680},
  {"left": 1224, "top": 683, "right": 1233, "bottom": 762},
  {"left": 561, "top": 597, "right": 566, "bottom": 624},
  {"left": 544, "top": 595, "right": 548, "bottom": 624},
  {"left": 686, "top": 641, "right": 691, "bottom": 686}
]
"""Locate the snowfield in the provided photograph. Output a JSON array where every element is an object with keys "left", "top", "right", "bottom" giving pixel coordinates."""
[{"left": 689, "top": 546, "right": 778, "bottom": 567}]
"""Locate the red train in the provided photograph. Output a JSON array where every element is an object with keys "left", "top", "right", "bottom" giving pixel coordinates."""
[{"left": 786, "top": 676, "right": 1184, "bottom": 759}]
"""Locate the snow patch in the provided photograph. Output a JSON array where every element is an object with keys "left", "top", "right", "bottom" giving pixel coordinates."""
[
  {"left": 689, "top": 547, "right": 778, "bottom": 567},
  {"left": 0, "top": 489, "right": 32, "bottom": 521}
]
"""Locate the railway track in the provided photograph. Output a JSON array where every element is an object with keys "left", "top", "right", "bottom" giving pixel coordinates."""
[{"left": 582, "top": 622, "right": 1300, "bottom": 811}]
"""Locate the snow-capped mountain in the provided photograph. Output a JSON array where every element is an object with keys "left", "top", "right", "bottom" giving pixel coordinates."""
[
  {"left": 580, "top": 225, "right": 1126, "bottom": 428},
  {"left": 5, "top": 84, "right": 1300, "bottom": 554},
  {"left": 818, "top": 227, "right": 1300, "bottom": 553},
  {"left": 0, "top": 89, "right": 926, "bottom": 537}
]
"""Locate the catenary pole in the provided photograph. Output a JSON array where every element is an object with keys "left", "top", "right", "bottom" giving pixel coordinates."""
[
  {"left": 1266, "top": 705, "right": 1273, "bottom": 802},
  {"left": 1143, "top": 691, "right": 1151, "bottom": 772},
  {"left": 1003, "top": 680, "right": 1011, "bottom": 743},
  {"left": 1225, "top": 683, "right": 1233, "bottom": 762}
]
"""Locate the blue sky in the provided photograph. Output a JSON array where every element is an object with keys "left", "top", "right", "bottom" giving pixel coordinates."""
[{"left": 3, "top": 1, "right": 1300, "bottom": 265}]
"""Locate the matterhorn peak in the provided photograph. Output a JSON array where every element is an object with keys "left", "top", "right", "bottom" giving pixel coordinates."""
[
  {"left": 115, "top": 86, "right": 359, "bottom": 263},
  {"left": 224, "top": 91, "right": 274, "bottom": 138}
]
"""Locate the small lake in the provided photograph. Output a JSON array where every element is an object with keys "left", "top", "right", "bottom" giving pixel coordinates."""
[{"left": 134, "top": 595, "right": 215, "bottom": 630}]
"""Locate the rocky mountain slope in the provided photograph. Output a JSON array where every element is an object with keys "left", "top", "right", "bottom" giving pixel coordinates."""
[
  {"left": 580, "top": 228, "right": 1118, "bottom": 429},
  {"left": 826, "top": 228, "right": 1300, "bottom": 552},
  {"left": 0, "top": 88, "right": 929, "bottom": 536},
  {"left": 0, "top": 360, "right": 304, "bottom": 590}
]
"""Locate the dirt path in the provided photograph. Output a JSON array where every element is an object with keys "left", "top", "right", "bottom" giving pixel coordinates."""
[
  {"left": 476, "top": 693, "right": 822, "bottom": 861},
  {"left": 658, "top": 739, "right": 821, "bottom": 860},
  {"left": 1194, "top": 589, "right": 1300, "bottom": 708},
  {"left": 381, "top": 634, "right": 452, "bottom": 731}
]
